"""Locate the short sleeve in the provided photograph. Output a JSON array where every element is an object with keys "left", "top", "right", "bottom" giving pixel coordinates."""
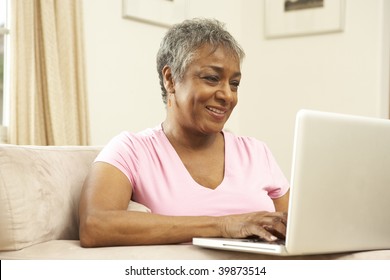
[
  {"left": 94, "top": 132, "right": 139, "bottom": 187},
  {"left": 262, "top": 143, "right": 290, "bottom": 199}
]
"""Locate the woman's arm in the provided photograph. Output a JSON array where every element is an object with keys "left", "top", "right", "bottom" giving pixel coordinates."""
[
  {"left": 273, "top": 190, "right": 290, "bottom": 213},
  {"left": 79, "top": 162, "right": 287, "bottom": 247}
]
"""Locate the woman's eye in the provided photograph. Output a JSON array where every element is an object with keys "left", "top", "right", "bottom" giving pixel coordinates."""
[
  {"left": 230, "top": 81, "right": 240, "bottom": 89},
  {"left": 203, "top": 76, "right": 219, "bottom": 83},
  {"left": 231, "top": 81, "right": 240, "bottom": 87}
]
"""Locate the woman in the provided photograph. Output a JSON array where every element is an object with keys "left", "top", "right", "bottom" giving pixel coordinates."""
[{"left": 79, "top": 18, "right": 290, "bottom": 247}]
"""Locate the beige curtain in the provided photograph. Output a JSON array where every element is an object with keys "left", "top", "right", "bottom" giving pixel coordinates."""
[{"left": 9, "top": 0, "right": 89, "bottom": 145}]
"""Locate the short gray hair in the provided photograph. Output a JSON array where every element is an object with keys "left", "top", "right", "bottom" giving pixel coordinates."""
[{"left": 156, "top": 18, "right": 245, "bottom": 104}]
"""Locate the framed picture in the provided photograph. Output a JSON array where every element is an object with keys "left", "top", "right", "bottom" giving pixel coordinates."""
[
  {"left": 122, "top": 0, "right": 189, "bottom": 28},
  {"left": 264, "top": 0, "right": 345, "bottom": 39}
]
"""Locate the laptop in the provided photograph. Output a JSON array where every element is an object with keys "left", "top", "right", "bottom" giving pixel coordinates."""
[{"left": 193, "top": 109, "right": 390, "bottom": 256}]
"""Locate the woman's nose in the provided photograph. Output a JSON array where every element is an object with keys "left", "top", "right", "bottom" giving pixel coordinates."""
[{"left": 215, "top": 82, "right": 235, "bottom": 103}]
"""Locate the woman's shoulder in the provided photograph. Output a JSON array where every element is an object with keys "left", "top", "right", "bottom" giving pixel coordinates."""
[
  {"left": 99, "top": 125, "right": 165, "bottom": 157},
  {"left": 223, "top": 130, "right": 268, "bottom": 150},
  {"left": 114, "top": 125, "right": 164, "bottom": 144}
]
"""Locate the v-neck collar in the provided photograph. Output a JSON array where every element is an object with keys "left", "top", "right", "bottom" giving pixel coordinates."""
[{"left": 158, "top": 124, "right": 228, "bottom": 191}]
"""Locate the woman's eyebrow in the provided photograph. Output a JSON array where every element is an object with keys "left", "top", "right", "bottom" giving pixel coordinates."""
[{"left": 202, "top": 65, "right": 241, "bottom": 77}]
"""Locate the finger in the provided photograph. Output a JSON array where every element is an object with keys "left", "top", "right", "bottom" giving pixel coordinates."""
[
  {"left": 268, "top": 212, "right": 288, "bottom": 226},
  {"left": 260, "top": 213, "right": 287, "bottom": 240},
  {"left": 264, "top": 222, "right": 287, "bottom": 239},
  {"left": 252, "top": 226, "right": 279, "bottom": 242},
  {"left": 272, "top": 211, "right": 288, "bottom": 224},
  {"left": 255, "top": 214, "right": 286, "bottom": 227}
]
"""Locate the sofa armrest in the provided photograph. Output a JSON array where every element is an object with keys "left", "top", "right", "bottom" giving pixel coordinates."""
[{"left": 0, "top": 145, "right": 101, "bottom": 251}]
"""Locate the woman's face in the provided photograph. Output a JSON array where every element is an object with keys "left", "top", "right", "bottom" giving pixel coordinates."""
[{"left": 171, "top": 45, "right": 241, "bottom": 135}]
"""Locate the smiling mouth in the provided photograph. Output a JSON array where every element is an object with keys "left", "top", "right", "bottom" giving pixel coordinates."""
[{"left": 206, "top": 106, "right": 226, "bottom": 115}]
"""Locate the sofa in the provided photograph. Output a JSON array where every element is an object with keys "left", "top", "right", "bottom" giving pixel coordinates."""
[{"left": 0, "top": 144, "right": 389, "bottom": 260}]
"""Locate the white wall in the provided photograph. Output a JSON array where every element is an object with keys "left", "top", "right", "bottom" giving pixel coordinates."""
[
  {"left": 83, "top": 0, "right": 166, "bottom": 145},
  {"left": 238, "top": 0, "right": 390, "bottom": 176},
  {"left": 83, "top": 0, "right": 389, "bottom": 177}
]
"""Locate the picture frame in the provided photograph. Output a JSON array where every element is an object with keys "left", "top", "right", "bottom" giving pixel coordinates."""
[
  {"left": 122, "top": 0, "right": 189, "bottom": 28},
  {"left": 264, "top": 0, "right": 346, "bottom": 39}
]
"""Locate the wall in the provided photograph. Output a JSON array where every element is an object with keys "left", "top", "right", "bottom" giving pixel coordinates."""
[
  {"left": 83, "top": 0, "right": 166, "bottom": 145},
  {"left": 238, "top": 0, "right": 390, "bottom": 176},
  {"left": 83, "top": 0, "right": 389, "bottom": 177}
]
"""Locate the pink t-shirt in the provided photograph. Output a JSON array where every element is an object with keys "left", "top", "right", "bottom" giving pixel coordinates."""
[{"left": 95, "top": 125, "right": 289, "bottom": 216}]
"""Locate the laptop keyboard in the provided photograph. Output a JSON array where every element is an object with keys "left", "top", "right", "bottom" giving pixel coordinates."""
[{"left": 245, "top": 238, "right": 286, "bottom": 245}]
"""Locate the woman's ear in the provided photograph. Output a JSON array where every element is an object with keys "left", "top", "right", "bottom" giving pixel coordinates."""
[{"left": 162, "top": 65, "right": 175, "bottom": 94}]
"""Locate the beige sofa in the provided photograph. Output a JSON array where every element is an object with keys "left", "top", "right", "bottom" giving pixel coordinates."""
[{"left": 0, "top": 144, "right": 389, "bottom": 260}]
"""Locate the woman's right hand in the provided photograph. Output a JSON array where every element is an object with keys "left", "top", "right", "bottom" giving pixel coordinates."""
[{"left": 219, "top": 211, "right": 288, "bottom": 242}]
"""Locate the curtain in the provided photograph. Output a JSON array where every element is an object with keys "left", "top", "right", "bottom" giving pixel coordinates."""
[{"left": 9, "top": 0, "right": 89, "bottom": 145}]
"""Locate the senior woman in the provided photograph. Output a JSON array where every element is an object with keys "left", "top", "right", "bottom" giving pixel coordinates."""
[{"left": 79, "top": 18, "right": 290, "bottom": 247}]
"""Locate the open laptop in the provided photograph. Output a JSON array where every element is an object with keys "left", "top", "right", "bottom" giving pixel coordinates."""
[{"left": 193, "top": 109, "right": 390, "bottom": 256}]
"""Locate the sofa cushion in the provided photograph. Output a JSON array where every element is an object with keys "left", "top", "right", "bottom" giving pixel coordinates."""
[{"left": 0, "top": 145, "right": 101, "bottom": 251}]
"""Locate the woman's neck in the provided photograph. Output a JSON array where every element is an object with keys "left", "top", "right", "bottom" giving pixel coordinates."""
[{"left": 162, "top": 120, "right": 222, "bottom": 151}]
